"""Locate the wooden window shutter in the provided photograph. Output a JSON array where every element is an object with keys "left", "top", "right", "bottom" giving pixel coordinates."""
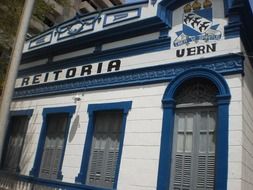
[
  {"left": 87, "top": 111, "right": 123, "bottom": 189},
  {"left": 172, "top": 112, "right": 194, "bottom": 190},
  {"left": 3, "top": 116, "right": 29, "bottom": 172},
  {"left": 39, "top": 113, "right": 68, "bottom": 179},
  {"left": 196, "top": 111, "right": 216, "bottom": 190},
  {"left": 171, "top": 109, "right": 216, "bottom": 190},
  {"left": 171, "top": 78, "right": 218, "bottom": 190}
]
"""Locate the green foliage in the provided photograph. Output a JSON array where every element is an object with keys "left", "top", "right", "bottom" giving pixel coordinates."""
[
  {"left": 0, "top": 0, "right": 24, "bottom": 50},
  {"left": 33, "top": 1, "right": 55, "bottom": 21},
  {"left": 0, "top": 59, "right": 8, "bottom": 93},
  {"left": 55, "top": 0, "right": 70, "bottom": 6},
  {"left": 0, "top": 0, "right": 24, "bottom": 93},
  {"left": 0, "top": 0, "right": 69, "bottom": 93}
]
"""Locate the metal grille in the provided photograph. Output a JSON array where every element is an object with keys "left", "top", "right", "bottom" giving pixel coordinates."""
[{"left": 175, "top": 78, "right": 218, "bottom": 105}]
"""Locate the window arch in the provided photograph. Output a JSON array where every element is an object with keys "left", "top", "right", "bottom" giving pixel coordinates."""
[
  {"left": 174, "top": 78, "right": 218, "bottom": 105},
  {"left": 157, "top": 68, "right": 230, "bottom": 190},
  {"left": 171, "top": 78, "right": 218, "bottom": 190}
]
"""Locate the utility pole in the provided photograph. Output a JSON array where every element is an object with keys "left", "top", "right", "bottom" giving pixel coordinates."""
[{"left": 0, "top": 0, "right": 35, "bottom": 160}]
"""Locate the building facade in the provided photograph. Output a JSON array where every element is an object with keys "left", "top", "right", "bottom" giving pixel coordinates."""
[{"left": 0, "top": 0, "right": 253, "bottom": 190}]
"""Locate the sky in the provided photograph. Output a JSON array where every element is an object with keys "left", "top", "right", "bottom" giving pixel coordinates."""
[
  {"left": 250, "top": 0, "right": 253, "bottom": 13},
  {"left": 125, "top": 0, "right": 143, "bottom": 3},
  {"left": 125, "top": 0, "right": 253, "bottom": 13}
]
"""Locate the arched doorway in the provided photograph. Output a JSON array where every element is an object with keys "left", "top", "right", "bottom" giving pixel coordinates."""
[
  {"left": 170, "top": 78, "right": 218, "bottom": 190},
  {"left": 157, "top": 68, "right": 231, "bottom": 190}
]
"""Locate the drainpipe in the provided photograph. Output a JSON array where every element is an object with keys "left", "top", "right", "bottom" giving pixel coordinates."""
[{"left": 0, "top": 0, "right": 35, "bottom": 161}]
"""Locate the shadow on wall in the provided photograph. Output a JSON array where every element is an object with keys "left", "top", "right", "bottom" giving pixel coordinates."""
[
  {"left": 68, "top": 114, "right": 80, "bottom": 143},
  {"left": 3, "top": 112, "right": 81, "bottom": 175},
  {"left": 0, "top": 114, "right": 81, "bottom": 189},
  {"left": 0, "top": 172, "right": 58, "bottom": 190},
  {"left": 0, "top": 113, "right": 59, "bottom": 189},
  {"left": 19, "top": 115, "right": 38, "bottom": 175}
]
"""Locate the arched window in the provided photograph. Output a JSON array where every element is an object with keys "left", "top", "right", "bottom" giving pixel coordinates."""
[
  {"left": 157, "top": 68, "right": 231, "bottom": 190},
  {"left": 170, "top": 78, "right": 218, "bottom": 190},
  {"left": 174, "top": 78, "right": 218, "bottom": 105}
]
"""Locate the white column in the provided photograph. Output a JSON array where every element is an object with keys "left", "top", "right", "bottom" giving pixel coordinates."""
[{"left": 0, "top": 0, "right": 35, "bottom": 160}]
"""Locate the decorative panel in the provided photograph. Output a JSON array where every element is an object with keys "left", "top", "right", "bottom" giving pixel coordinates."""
[{"left": 103, "top": 8, "right": 141, "bottom": 27}]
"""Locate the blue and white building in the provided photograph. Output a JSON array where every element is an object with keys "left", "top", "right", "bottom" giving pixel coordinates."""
[{"left": 1, "top": 0, "right": 253, "bottom": 190}]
